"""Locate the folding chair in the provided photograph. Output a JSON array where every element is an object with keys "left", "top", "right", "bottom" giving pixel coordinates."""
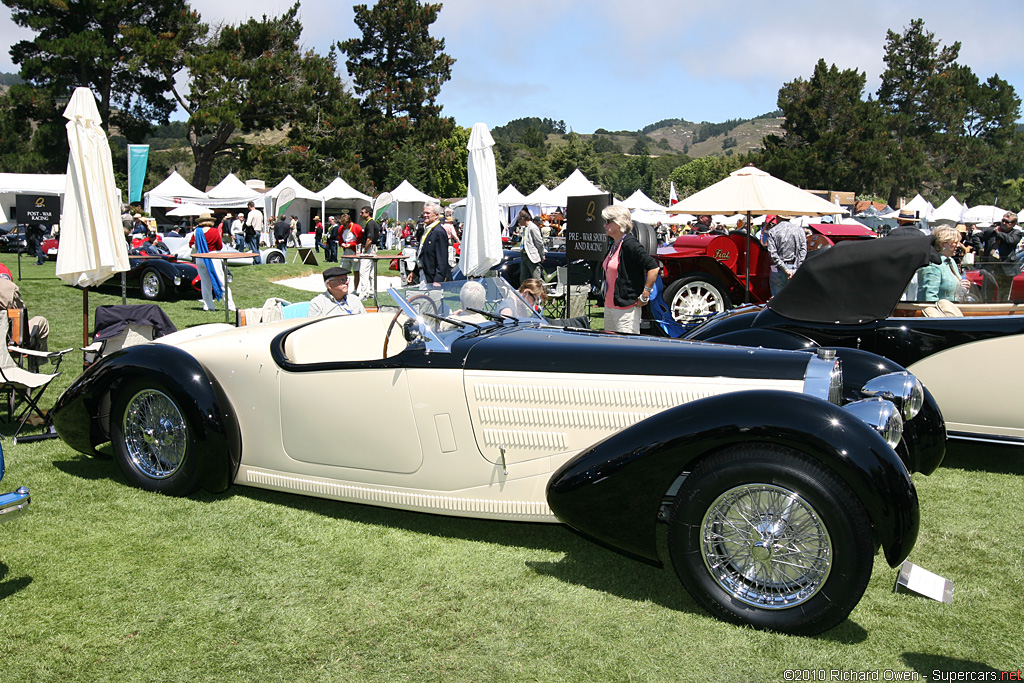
[
  {"left": 0, "top": 311, "right": 71, "bottom": 442},
  {"left": 82, "top": 304, "right": 177, "bottom": 368}
]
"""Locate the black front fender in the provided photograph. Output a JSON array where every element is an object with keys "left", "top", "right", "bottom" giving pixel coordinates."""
[
  {"left": 52, "top": 344, "right": 241, "bottom": 493},
  {"left": 546, "top": 390, "right": 918, "bottom": 568}
]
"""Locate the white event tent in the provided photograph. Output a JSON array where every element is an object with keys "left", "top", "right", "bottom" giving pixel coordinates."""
[
  {"left": 320, "top": 177, "right": 372, "bottom": 215},
  {"left": 142, "top": 171, "right": 207, "bottom": 213},
  {"left": 620, "top": 189, "right": 667, "bottom": 212},
  {"left": 961, "top": 204, "right": 1008, "bottom": 224},
  {"left": 266, "top": 174, "right": 321, "bottom": 219},
  {"left": 386, "top": 180, "right": 438, "bottom": 222},
  {"left": 902, "top": 194, "right": 934, "bottom": 225},
  {"left": 205, "top": 173, "right": 265, "bottom": 209},
  {"left": 547, "top": 169, "right": 604, "bottom": 207},
  {"left": 931, "top": 196, "right": 965, "bottom": 225},
  {"left": 0, "top": 172, "right": 66, "bottom": 226}
]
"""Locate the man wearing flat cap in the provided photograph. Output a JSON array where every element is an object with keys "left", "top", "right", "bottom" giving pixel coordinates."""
[{"left": 308, "top": 266, "right": 366, "bottom": 317}]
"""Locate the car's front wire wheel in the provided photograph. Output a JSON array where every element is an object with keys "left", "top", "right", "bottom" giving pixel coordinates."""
[
  {"left": 110, "top": 380, "right": 201, "bottom": 496},
  {"left": 667, "top": 444, "right": 874, "bottom": 635}
]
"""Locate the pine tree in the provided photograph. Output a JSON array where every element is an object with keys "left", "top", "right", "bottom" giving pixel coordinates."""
[{"left": 340, "top": 0, "right": 455, "bottom": 189}]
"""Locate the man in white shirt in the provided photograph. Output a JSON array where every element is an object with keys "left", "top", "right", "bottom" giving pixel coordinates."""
[
  {"left": 230, "top": 212, "right": 245, "bottom": 251},
  {"left": 245, "top": 201, "right": 264, "bottom": 264},
  {"left": 308, "top": 266, "right": 366, "bottom": 317}
]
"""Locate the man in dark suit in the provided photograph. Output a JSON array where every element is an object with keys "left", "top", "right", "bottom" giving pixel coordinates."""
[{"left": 417, "top": 203, "right": 450, "bottom": 285}]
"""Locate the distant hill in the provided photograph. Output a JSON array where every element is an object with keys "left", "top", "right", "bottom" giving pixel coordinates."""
[{"left": 587, "top": 111, "right": 783, "bottom": 158}]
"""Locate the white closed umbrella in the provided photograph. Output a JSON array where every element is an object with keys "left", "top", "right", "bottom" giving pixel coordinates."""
[
  {"left": 459, "top": 122, "right": 502, "bottom": 277},
  {"left": 55, "top": 87, "right": 131, "bottom": 344}
]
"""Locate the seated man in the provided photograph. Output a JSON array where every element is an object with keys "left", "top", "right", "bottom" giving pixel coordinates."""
[
  {"left": 451, "top": 280, "right": 489, "bottom": 325},
  {"left": 308, "top": 266, "right": 366, "bottom": 317},
  {"left": 0, "top": 272, "right": 50, "bottom": 370}
]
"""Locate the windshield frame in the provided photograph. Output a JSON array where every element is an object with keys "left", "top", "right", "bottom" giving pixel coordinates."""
[{"left": 385, "top": 277, "right": 546, "bottom": 353}]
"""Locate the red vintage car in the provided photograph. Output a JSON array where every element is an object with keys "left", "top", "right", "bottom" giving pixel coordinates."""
[{"left": 658, "top": 222, "right": 877, "bottom": 322}]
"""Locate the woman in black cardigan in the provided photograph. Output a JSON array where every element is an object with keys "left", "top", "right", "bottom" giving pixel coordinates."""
[{"left": 600, "top": 205, "right": 660, "bottom": 334}]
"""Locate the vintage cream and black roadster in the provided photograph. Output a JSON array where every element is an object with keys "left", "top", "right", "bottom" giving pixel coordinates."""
[{"left": 52, "top": 278, "right": 946, "bottom": 635}]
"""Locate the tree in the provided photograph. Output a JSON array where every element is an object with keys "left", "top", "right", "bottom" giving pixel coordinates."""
[
  {"left": 3, "top": 0, "right": 202, "bottom": 141},
  {"left": 170, "top": 5, "right": 359, "bottom": 190},
  {"left": 340, "top": 0, "right": 455, "bottom": 188},
  {"left": 668, "top": 156, "right": 739, "bottom": 198},
  {"left": 759, "top": 59, "right": 888, "bottom": 195},
  {"left": 499, "top": 156, "right": 548, "bottom": 194},
  {"left": 549, "top": 131, "right": 599, "bottom": 181}
]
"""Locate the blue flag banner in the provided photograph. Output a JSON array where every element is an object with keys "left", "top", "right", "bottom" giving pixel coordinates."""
[{"left": 127, "top": 144, "right": 150, "bottom": 203}]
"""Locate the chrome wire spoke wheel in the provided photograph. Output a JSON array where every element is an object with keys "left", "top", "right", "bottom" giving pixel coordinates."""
[
  {"left": 121, "top": 388, "right": 188, "bottom": 479},
  {"left": 700, "top": 483, "right": 832, "bottom": 609}
]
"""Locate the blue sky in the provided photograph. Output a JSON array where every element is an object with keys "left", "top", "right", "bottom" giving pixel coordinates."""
[{"left": 2, "top": 0, "right": 1022, "bottom": 133}]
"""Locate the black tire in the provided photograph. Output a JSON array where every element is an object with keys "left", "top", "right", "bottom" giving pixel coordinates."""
[
  {"left": 663, "top": 275, "right": 729, "bottom": 322},
  {"left": 634, "top": 222, "right": 657, "bottom": 255},
  {"left": 667, "top": 445, "right": 875, "bottom": 635},
  {"left": 109, "top": 380, "right": 202, "bottom": 496},
  {"left": 139, "top": 268, "right": 166, "bottom": 301},
  {"left": 265, "top": 250, "right": 285, "bottom": 264}
]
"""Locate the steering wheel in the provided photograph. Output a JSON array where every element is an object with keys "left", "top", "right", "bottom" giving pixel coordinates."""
[
  {"left": 405, "top": 292, "right": 440, "bottom": 316},
  {"left": 383, "top": 308, "right": 403, "bottom": 358}
]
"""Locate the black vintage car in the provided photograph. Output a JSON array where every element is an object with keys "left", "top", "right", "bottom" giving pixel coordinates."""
[
  {"left": 116, "top": 247, "right": 201, "bottom": 301},
  {"left": 53, "top": 277, "right": 945, "bottom": 635},
  {"left": 684, "top": 229, "right": 1024, "bottom": 446}
]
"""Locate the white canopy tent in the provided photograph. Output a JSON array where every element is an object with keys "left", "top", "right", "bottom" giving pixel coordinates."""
[
  {"left": 266, "top": 174, "right": 320, "bottom": 220},
  {"left": 547, "top": 168, "right": 604, "bottom": 207},
  {"left": 902, "top": 194, "right": 934, "bottom": 226},
  {"left": 620, "top": 189, "right": 667, "bottom": 212},
  {"left": 319, "top": 177, "right": 372, "bottom": 219},
  {"left": 142, "top": 171, "right": 207, "bottom": 213},
  {"left": 0, "top": 173, "right": 66, "bottom": 227},
  {"left": 205, "top": 173, "right": 266, "bottom": 210},
  {"left": 384, "top": 180, "right": 439, "bottom": 223},
  {"left": 931, "top": 196, "right": 965, "bottom": 224}
]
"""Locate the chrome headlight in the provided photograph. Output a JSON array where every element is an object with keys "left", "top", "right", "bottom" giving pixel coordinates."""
[
  {"left": 843, "top": 397, "right": 904, "bottom": 449},
  {"left": 173, "top": 275, "right": 182, "bottom": 286},
  {"left": 803, "top": 348, "right": 843, "bottom": 405},
  {"left": 861, "top": 371, "right": 924, "bottom": 420}
]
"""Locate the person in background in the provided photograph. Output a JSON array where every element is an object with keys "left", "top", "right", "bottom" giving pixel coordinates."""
[
  {"left": 765, "top": 215, "right": 807, "bottom": 296},
  {"left": 231, "top": 212, "right": 245, "bottom": 251},
  {"left": 917, "top": 226, "right": 972, "bottom": 302},
  {"left": 189, "top": 213, "right": 234, "bottom": 312},
  {"left": 339, "top": 213, "right": 363, "bottom": 291},
  {"left": 26, "top": 222, "right": 46, "bottom": 265},
  {"left": 273, "top": 213, "right": 291, "bottom": 257},
  {"left": 244, "top": 201, "right": 263, "bottom": 264},
  {"left": 518, "top": 278, "right": 547, "bottom": 314},
  {"left": 0, "top": 271, "right": 49, "bottom": 370},
  {"left": 313, "top": 215, "right": 324, "bottom": 253},
  {"left": 517, "top": 208, "right": 545, "bottom": 282},
  {"left": 308, "top": 266, "right": 365, "bottom": 317},
  {"left": 358, "top": 206, "right": 380, "bottom": 299},
  {"left": 415, "top": 203, "right": 450, "bottom": 285},
  {"left": 600, "top": 205, "right": 659, "bottom": 334},
  {"left": 972, "top": 211, "right": 1021, "bottom": 300},
  {"left": 324, "top": 216, "right": 339, "bottom": 262}
]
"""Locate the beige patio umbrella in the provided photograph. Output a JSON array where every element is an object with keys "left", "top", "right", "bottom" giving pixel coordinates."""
[
  {"left": 668, "top": 165, "right": 846, "bottom": 302},
  {"left": 55, "top": 87, "right": 131, "bottom": 345}
]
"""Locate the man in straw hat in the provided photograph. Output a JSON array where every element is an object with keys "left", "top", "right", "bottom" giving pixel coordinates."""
[
  {"left": 189, "top": 213, "right": 235, "bottom": 312},
  {"left": 308, "top": 266, "right": 366, "bottom": 317}
]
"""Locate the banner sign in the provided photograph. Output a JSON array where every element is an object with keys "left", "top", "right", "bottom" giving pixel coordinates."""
[
  {"left": 127, "top": 144, "right": 150, "bottom": 203},
  {"left": 15, "top": 193, "right": 60, "bottom": 225},
  {"left": 565, "top": 194, "right": 612, "bottom": 261}
]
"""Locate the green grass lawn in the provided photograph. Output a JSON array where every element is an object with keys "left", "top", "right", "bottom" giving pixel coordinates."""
[{"left": 0, "top": 251, "right": 1021, "bottom": 682}]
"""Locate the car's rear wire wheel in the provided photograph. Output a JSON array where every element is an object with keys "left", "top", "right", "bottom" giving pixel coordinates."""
[
  {"left": 667, "top": 444, "right": 874, "bottom": 635},
  {"left": 110, "top": 380, "right": 202, "bottom": 496}
]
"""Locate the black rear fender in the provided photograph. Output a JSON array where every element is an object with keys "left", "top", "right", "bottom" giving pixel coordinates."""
[{"left": 546, "top": 389, "right": 919, "bottom": 569}]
